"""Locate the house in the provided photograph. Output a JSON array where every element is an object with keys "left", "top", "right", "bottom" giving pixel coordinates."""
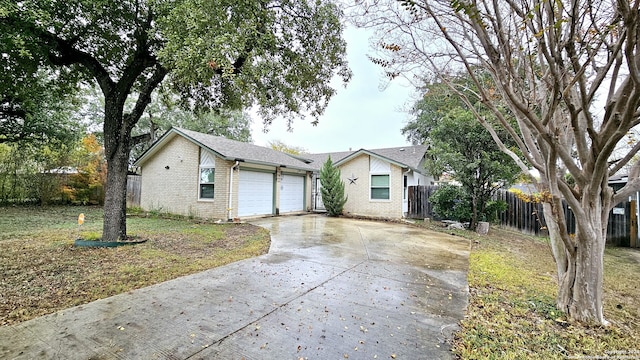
[
  {"left": 133, "top": 127, "right": 315, "bottom": 220},
  {"left": 303, "top": 146, "right": 434, "bottom": 219},
  {"left": 133, "top": 127, "right": 433, "bottom": 221}
]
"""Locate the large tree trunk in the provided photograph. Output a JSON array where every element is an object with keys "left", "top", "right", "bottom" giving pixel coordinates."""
[
  {"left": 102, "top": 101, "right": 131, "bottom": 242},
  {"left": 469, "top": 196, "right": 479, "bottom": 231},
  {"left": 557, "top": 221, "right": 607, "bottom": 323},
  {"left": 545, "top": 196, "right": 608, "bottom": 325},
  {"left": 544, "top": 203, "right": 569, "bottom": 283},
  {"left": 98, "top": 66, "right": 166, "bottom": 242},
  {"left": 102, "top": 144, "right": 129, "bottom": 242}
]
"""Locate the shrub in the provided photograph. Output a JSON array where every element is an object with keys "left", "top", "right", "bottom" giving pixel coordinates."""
[
  {"left": 483, "top": 199, "right": 507, "bottom": 223},
  {"left": 430, "top": 184, "right": 471, "bottom": 222},
  {"left": 320, "top": 156, "right": 347, "bottom": 217}
]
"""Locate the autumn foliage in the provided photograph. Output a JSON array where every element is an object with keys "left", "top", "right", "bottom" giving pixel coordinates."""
[
  {"left": 61, "top": 134, "right": 107, "bottom": 205},
  {"left": 508, "top": 188, "right": 552, "bottom": 204}
]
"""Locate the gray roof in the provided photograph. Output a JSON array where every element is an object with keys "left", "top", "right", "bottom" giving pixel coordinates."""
[
  {"left": 303, "top": 145, "right": 429, "bottom": 174},
  {"left": 135, "top": 127, "right": 428, "bottom": 174},
  {"left": 609, "top": 173, "right": 629, "bottom": 183},
  {"left": 135, "top": 127, "right": 315, "bottom": 171},
  {"left": 298, "top": 151, "right": 354, "bottom": 168},
  {"left": 366, "top": 145, "right": 429, "bottom": 170}
]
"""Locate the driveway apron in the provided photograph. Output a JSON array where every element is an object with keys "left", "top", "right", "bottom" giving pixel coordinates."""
[{"left": 1, "top": 215, "right": 470, "bottom": 360}]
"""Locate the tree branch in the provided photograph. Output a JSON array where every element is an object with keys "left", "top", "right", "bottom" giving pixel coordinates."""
[
  {"left": 130, "top": 133, "right": 151, "bottom": 147},
  {"left": 43, "top": 34, "right": 115, "bottom": 94},
  {"left": 123, "top": 65, "right": 168, "bottom": 132}
]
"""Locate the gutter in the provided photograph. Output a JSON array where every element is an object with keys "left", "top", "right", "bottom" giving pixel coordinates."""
[{"left": 228, "top": 161, "right": 240, "bottom": 221}]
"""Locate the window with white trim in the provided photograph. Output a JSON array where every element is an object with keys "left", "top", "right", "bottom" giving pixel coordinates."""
[
  {"left": 199, "top": 150, "right": 215, "bottom": 199},
  {"left": 371, "top": 174, "right": 390, "bottom": 199},
  {"left": 370, "top": 157, "right": 391, "bottom": 200}
]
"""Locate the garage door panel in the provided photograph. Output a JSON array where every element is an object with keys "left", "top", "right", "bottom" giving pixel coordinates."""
[
  {"left": 280, "top": 174, "right": 304, "bottom": 213},
  {"left": 239, "top": 170, "right": 274, "bottom": 217}
]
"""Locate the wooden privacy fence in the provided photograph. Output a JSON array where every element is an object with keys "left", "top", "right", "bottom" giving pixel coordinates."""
[
  {"left": 407, "top": 185, "right": 638, "bottom": 246},
  {"left": 495, "top": 190, "right": 547, "bottom": 236},
  {"left": 126, "top": 175, "right": 141, "bottom": 207},
  {"left": 406, "top": 185, "right": 438, "bottom": 219}
]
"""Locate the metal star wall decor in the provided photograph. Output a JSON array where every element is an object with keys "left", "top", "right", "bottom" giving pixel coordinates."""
[{"left": 348, "top": 174, "right": 358, "bottom": 185}]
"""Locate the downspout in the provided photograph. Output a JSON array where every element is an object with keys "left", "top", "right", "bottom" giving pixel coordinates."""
[{"left": 228, "top": 161, "right": 240, "bottom": 221}]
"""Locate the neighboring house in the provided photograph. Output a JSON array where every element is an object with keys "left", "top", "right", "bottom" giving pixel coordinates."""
[
  {"left": 134, "top": 127, "right": 433, "bottom": 221},
  {"left": 609, "top": 173, "right": 633, "bottom": 193},
  {"left": 303, "top": 146, "right": 434, "bottom": 219},
  {"left": 133, "top": 127, "right": 314, "bottom": 220}
]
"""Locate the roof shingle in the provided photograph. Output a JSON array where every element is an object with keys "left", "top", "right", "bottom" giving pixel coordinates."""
[
  {"left": 174, "top": 128, "right": 316, "bottom": 171},
  {"left": 302, "top": 145, "right": 428, "bottom": 173},
  {"left": 136, "top": 127, "right": 428, "bottom": 174}
]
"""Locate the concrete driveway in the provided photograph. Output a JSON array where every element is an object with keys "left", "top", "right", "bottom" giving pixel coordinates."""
[{"left": 1, "top": 215, "right": 470, "bottom": 359}]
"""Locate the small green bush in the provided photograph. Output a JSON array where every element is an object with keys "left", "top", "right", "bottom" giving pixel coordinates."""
[
  {"left": 484, "top": 200, "right": 507, "bottom": 223},
  {"left": 430, "top": 184, "right": 471, "bottom": 222}
]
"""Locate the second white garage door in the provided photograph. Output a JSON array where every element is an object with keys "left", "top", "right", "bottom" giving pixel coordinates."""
[
  {"left": 280, "top": 174, "right": 305, "bottom": 213},
  {"left": 238, "top": 170, "right": 274, "bottom": 217}
]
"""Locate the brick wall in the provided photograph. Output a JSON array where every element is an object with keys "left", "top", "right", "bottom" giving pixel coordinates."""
[
  {"left": 339, "top": 154, "right": 403, "bottom": 219},
  {"left": 140, "top": 135, "right": 233, "bottom": 220}
]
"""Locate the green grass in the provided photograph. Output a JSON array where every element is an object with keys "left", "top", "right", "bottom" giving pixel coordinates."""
[
  {"left": 414, "top": 221, "right": 640, "bottom": 359},
  {"left": 0, "top": 205, "right": 270, "bottom": 325},
  {"left": 0, "top": 206, "right": 104, "bottom": 240}
]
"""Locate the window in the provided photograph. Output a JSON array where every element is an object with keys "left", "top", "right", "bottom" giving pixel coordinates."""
[
  {"left": 199, "top": 149, "right": 215, "bottom": 200},
  {"left": 199, "top": 167, "right": 215, "bottom": 199},
  {"left": 403, "top": 175, "right": 408, "bottom": 200},
  {"left": 371, "top": 174, "right": 390, "bottom": 200}
]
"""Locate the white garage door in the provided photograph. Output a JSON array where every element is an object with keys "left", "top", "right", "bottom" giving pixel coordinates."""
[
  {"left": 280, "top": 174, "right": 305, "bottom": 213},
  {"left": 238, "top": 170, "right": 274, "bottom": 217}
]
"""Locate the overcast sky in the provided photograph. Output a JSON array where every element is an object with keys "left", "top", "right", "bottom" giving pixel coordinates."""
[{"left": 250, "top": 26, "right": 417, "bottom": 154}]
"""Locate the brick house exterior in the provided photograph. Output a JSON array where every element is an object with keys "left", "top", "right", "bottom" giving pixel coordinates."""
[
  {"left": 134, "top": 127, "right": 432, "bottom": 221},
  {"left": 304, "top": 147, "right": 434, "bottom": 219},
  {"left": 134, "top": 127, "right": 313, "bottom": 221}
]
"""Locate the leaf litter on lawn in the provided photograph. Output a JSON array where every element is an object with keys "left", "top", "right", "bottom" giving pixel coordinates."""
[{"left": 0, "top": 206, "right": 270, "bottom": 326}]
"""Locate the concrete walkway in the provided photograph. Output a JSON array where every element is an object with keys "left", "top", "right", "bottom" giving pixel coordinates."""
[{"left": 1, "top": 215, "right": 470, "bottom": 360}]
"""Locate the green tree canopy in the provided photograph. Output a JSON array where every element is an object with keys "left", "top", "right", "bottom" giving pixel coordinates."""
[
  {"left": 0, "top": 58, "right": 83, "bottom": 145},
  {"left": 1, "top": 0, "right": 350, "bottom": 241},
  {"left": 403, "top": 75, "right": 520, "bottom": 229}
]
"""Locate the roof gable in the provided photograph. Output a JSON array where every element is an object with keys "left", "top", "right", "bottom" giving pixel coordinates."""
[
  {"left": 304, "top": 145, "right": 428, "bottom": 174},
  {"left": 334, "top": 149, "right": 407, "bottom": 169},
  {"left": 367, "top": 145, "right": 429, "bottom": 170}
]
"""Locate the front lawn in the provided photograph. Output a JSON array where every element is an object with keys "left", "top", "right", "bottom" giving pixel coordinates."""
[
  {"left": 416, "top": 221, "right": 640, "bottom": 359},
  {"left": 0, "top": 206, "right": 271, "bottom": 326}
]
